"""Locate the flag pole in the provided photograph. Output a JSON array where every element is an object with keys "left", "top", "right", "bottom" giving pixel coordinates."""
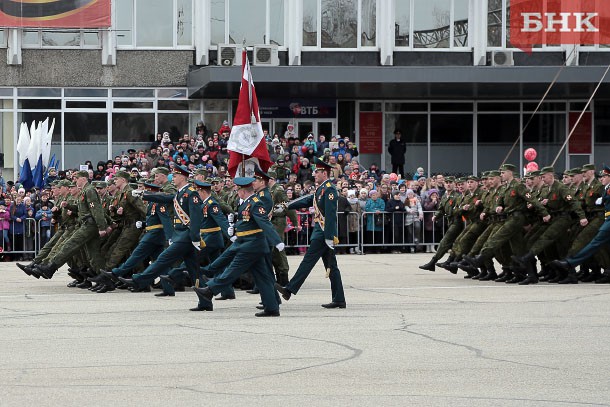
[{"left": 241, "top": 38, "right": 247, "bottom": 177}]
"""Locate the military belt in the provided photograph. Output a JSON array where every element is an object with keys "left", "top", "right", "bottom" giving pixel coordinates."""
[
  {"left": 145, "top": 224, "right": 164, "bottom": 231},
  {"left": 235, "top": 229, "right": 262, "bottom": 237},
  {"left": 200, "top": 227, "right": 221, "bottom": 233},
  {"left": 173, "top": 219, "right": 183, "bottom": 224}
]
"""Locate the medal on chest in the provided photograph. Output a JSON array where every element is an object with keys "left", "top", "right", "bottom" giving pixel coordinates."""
[
  {"left": 242, "top": 204, "right": 251, "bottom": 222},
  {"left": 151, "top": 203, "right": 156, "bottom": 215},
  {"left": 203, "top": 205, "right": 208, "bottom": 217}
]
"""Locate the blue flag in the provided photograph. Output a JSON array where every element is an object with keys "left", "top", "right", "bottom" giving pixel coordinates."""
[
  {"left": 32, "top": 155, "right": 44, "bottom": 189},
  {"left": 18, "top": 158, "right": 34, "bottom": 190}
]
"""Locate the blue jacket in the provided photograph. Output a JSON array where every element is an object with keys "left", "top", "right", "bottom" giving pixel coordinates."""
[
  {"left": 10, "top": 203, "right": 27, "bottom": 234},
  {"left": 365, "top": 198, "right": 386, "bottom": 231},
  {"left": 35, "top": 208, "right": 53, "bottom": 227}
]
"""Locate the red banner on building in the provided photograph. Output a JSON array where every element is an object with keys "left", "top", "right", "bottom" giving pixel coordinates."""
[
  {"left": 359, "top": 112, "right": 383, "bottom": 154},
  {"left": 0, "top": 0, "right": 110, "bottom": 28},
  {"left": 568, "top": 112, "right": 592, "bottom": 154}
]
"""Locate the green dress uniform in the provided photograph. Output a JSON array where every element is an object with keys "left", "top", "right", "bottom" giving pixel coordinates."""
[
  {"left": 270, "top": 181, "right": 297, "bottom": 285},
  {"left": 200, "top": 180, "right": 283, "bottom": 313},
  {"left": 281, "top": 179, "right": 345, "bottom": 305},
  {"left": 125, "top": 179, "right": 203, "bottom": 289}
]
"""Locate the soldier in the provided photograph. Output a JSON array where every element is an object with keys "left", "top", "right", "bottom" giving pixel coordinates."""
[
  {"left": 513, "top": 166, "right": 587, "bottom": 284},
  {"left": 552, "top": 165, "right": 610, "bottom": 284},
  {"left": 32, "top": 171, "right": 108, "bottom": 279},
  {"left": 211, "top": 177, "right": 234, "bottom": 214},
  {"left": 101, "top": 181, "right": 173, "bottom": 285},
  {"left": 118, "top": 165, "right": 203, "bottom": 292},
  {"left": 274, "top": 158, "right": 346, "bottom": 309},
  {"left": 193, "top": 177, "right": 284, "bottom": 316},
  {"left": 420, "top": 177, "right": 464, "bottom": 271}
]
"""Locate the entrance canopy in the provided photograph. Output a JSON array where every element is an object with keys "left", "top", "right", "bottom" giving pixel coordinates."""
[{"left": 188, "top": 65, "right": 610, "bottom": 100}]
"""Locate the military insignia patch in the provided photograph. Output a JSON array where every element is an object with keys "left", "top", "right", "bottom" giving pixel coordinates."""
[
  {"left": 208, "top": 199, "right": 213, "bottom": 204},
  {"left": 253, "top": 197, "right": 259, "bottom": 202},
  {"left": 193, "top": 196, "right": 199, "bottom": 204},
  {"left": 526, "top": 193, "right": 531, "bottom": 199},
  {"left": 213, "top": 206, "right": 219, "bottom": 213},
  {"left": 258, "top": 207, "right": 266, "bottom": 214},
  {"left": 325, "top": 182, "right": 331, "bottom": 187},
  {"left": 89, "top": 202, "right": 95, "bottom": 208},
  {"left": 510, "top": 190, "right": 516, "bottom": 197},
  {"left": 160, "top": 206, "right": 166, "bottom": 213},
  {"left": 328, "top": 193, "right": 334, "bottom": 200},
  {"left": 566, "top": 195, "right": 572, "bottom": 201}
]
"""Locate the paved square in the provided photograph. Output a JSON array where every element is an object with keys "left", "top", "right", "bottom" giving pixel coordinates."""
[{"left": 1, "top": 254, "right": 609, "bottom": 407}]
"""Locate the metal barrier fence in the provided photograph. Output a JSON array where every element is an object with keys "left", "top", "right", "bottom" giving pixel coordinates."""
[
  {"left": 283, "top": 210, "right": 450, "bottom": 253},
  {"left": 0, "top": 218, "right": 46, "bottom": 260}
]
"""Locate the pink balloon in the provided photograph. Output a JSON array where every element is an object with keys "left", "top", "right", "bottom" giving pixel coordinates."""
[
  {"left": 526, "top": 162, "right": 539, "bottom": 172},
  {"left": 524, "top": 148, "right": 537, "bottom": 162}
]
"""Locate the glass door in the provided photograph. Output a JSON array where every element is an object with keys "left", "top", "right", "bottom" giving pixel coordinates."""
[
  {"left": 317, "top": 120, "right": 334, "bottom": 140},
  {"left": 297, "top": 121, "right": 314, "bottom": 140}
]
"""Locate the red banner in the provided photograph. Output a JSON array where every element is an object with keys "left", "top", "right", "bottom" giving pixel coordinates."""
[
  {"left": 359, "top": 112, "right": 383, "bottom": 154},
  {"left": 568, "top": 112, "right": 592, "bottom": 155},
  {"left": 0, "top": 0, "right": 110, "bottom": 28},
  {"left": 510, "top": 0, "right": 610, "bottom": 53}
]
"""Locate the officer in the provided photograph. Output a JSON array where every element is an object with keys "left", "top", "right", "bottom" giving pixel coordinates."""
[
  {"left": 193, "top": 177, "right": 284, "bottom": 316},
  {"left": 274, "top": 157, "right": 346, "bottom": 309},
  {"left": 118, "top": 165, "right": 203, "bottom": 291},
  {"left": 32, "top": 171, "right": 108, "bottom": 279},
  {"left": 101, "top": 181, "right": 173, "bottom": 285},
  {"left": 552, "top": 165, "right": 610, "bottom": 284}
]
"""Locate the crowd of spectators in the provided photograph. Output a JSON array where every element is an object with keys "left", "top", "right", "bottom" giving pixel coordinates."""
[{"left": 0, "top": 120, "right": 449, "bottom": 260}]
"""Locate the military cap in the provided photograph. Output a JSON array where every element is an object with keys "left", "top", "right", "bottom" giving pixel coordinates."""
[
  {"left": 254, "top": 166, "right": 272, "bottom": 181},
  {"left": 209, "top": 177, "right": 221, "bottom": 184},
  {"left": 67, "top": 181, "right": 76, "bottom": 187},
  {"left": 488, "top": 170, "right": 501, "bottom": 177},
  {"left": 193, "top": 180, "right": 212, "bottom": 189},
  {"left": 480, "top": 171, "right": 489, "bottom": 178},
  {"left": 129, "top": 183, "right": 138, "bottom": 189},
  {"left": 569, "top": 167, "right": 583, "bottom": 175},
  {"left": 600, "top": 165, "right": 610, "bottom": 177},
  {"left": 467, "top": 175, "right": 479, "bottom": 181},
  {"left": 58, "top": 180, "right": 70, "bottom": 187},
  {"left": 152, "top": 167, "right": 170, "bottom": 176},
  {"left": 114, "top": 170, "right": 131, "bottom": 181},
  {"left": 136, "top": 178, "right": 146, "bottom": 185},
  {"left": 499, "top": 163, "right": 517, "bottom": 172},
  {"left": 456, "top": 177, "right": 466, "bottom": 183},
  {"left": 50, "top": 180, "right": 60, "bottom": 187},
  {"left": 74, "top": 170, "right": 89, "bottom": 178},
  {"left": 172, "top": 165, "right": 190, "bottom": 177},
  {"left": 267, "top": 169, "right": 277, "bottom": 179},
  {"left": 127, "top": 148, "right": 136, "bottom": 154},
  {"left": 106, "top": 177, "right": 116, "bottom": 185},
  {"left": 582, "top": 164, "right": 596, "bottom": 171},
  {"left": 234, "top": 177, "right": 256, "bottom": 187},
  {"left": 144, "top": 182, "right": 162, "bottom": 191},
  {"left": 540, "top": 166, "right": 555, "bottom": 175},
  {"left": 445, "top": 176, "right": 455, "bottom": 183},
  {"left": 93, "top": 181, "right": 107, "bottom": 189},
  {"left": 529, "top": 170, "right": 541, "bottom": 177},
  {"left": 194, "top": 168, "right": 208, "bottom": 176},
  {"left": 313, "top": 157, "right": 333, "bottom": 172}
]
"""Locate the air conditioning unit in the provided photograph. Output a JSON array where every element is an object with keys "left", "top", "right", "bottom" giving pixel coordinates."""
[
  {"left": 253, "top": 44, "right": 279, "bottom": 66},
  {"left": 217, "top": 44, "right": 242, "bottom": 66},
  {"left": 491, "top": 50, "right": 514, "bottom": 67}
]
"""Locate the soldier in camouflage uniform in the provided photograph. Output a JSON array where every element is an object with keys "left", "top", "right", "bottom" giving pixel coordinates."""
[
  {"left": 32, "top": 171, "right": 109, "bottom": 279},
  {"left": 419, "top": 177, "right": 462, "bottom": 271}
]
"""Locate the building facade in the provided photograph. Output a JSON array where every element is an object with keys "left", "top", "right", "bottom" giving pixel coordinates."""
[{"left": 1, "top": 0, "right": 610, "bottom": 179}]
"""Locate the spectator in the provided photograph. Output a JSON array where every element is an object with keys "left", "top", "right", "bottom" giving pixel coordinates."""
[
  {"left": 385, "top": 190, "right": 406, "bottom": 253},
  {"left": 346, "top": 190, "right": 362, "bottom": 254},
  {"left": 336, "top": 186, "right": 352, "bottom": 254},
  {"left": 0, "top": 203, "right": 10, "bottom": 251},
  {"left": 404, "top": 189, "right": 423, "bottom": 252},
  {"left": 195, "top": 121, "right": 208, "bottom": 138},
  {"left": 364, "top": 189, "right": 386, "bottom": 253},
  {"left": 422, "top": 188, "right": 441, "bottom": 252},
  {"left": 270, "top": 159, "right": 290, "bottom": 183},
  {"left": 151, "top": 133, "right": 163, "bottom": 149},
  {"left": 296, "top": 158, "right": 314, "bottom": 184},
  {"left": 45, "top": 167, "right": 58, "bottom": 187},
  {"left": 218, "top": 120, "right": 231, "bottom": 135},
  {"left": 10, "top": 195, "right": 27, "bottom": 260},
  {"left": 368, "top": 164, "right": 381, "bottom": 182},
  {"left": 303, "top": 133, "right": 317, "bottom": 155},
  {"left": 388, "top": 129, "right": 407, "bottom": 177},
  {"left": 332, "top": 139, "right": 348, "bottom": 159},
  {"left": 328, "top": 155, "right": 343, "bottom": 179},
  {"left": 0, "top": 169, "right": 6, "bottom": 193},
  {"left": 346, "top": 139, "right": 359, "bottom": 159},
  {"left": 93, "top": 161, "right": 106, "bottom": 181},
  {"left": 413, "top": 167, "right": 426, "bottom": 180}
]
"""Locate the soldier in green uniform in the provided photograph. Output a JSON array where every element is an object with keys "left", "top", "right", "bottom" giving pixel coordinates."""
[
  {"left": 465, "top": 163, "right": 548, "bottom": 284},
  {"left": 267, "top": 169, "right": 298, "bottom": 286},
  {"left": 211, "top": 177, "right": 234, "bottom": 214},
  {"left": 513, "top": 166, "right": 587, "bottom": 284},
  {"left": 193, "top": 177, "right": 285, "bottom": 316},
  {"left": 274, "top": 158, "right": 346, "bottom": 309},
  {"left": 118, "top": 165, "right": 203, "bottom": 291},
  {"left": 419, "top": 177, "right": 463, "bottom": 271},
  {"left": 552, "top": 165, "right": 610, "bottom": 284},
  {"left": 32, "top": 171, "right": 109, "bottom": 279}
]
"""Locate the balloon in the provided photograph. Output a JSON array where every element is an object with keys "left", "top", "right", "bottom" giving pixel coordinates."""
[
  {"left": 526, "top": 162, "right": 539, "bottom": 173},
  {"left": 389, "top": 173, "right": 398, "bottom": 182},
  {"left": 524, "top": 148, "right": 537, "bottom": 162}
]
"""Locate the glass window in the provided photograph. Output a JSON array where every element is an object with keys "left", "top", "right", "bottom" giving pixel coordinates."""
[
  {"left": 269, "top": 0, "right": 285, "bottom": 46},
  {"left": 66, "top": 101, "right": 107, "bottom": 109},
  {"left": 414, "top": 0, "right": 450, "bottom": 48},
  {"left": 229, "top": 0, "right": 266, "bottom": 44},
  {"left": 454, "top": 0, "right": 468, "bottom": 47},
  {"left": 116, "top": 0, "right": 134, "bottom": 46},
  {"left": 431, "top": 103, "right": 473, "bottom": 112},
  {"left": 158, "top": 100, "right": 194, "bottom": 110},
  {"left": 22, "top": 30, "right": 40, "bottom": 46},
  {"left": 177, "top": 0, "right": 193, "bottom": 46},
  {"left": 1, "top": 99, "right": 13, "bottom": 109},
  {"left": 477, "top": 114, "right": 521, "bottom": 172},
  {"left": 487, "top": 0, "right": 502, "bottom": 47},
  {"left": 83, "top": 32, "right": 101, "bottom": 46},
  {"left": 211, "top": 0, "right": 226, "bottom": 45},
  {"left": 19, "top": 100, "right": 62, "bottom": 110},
  {"left": 386, "top": 103, "right": 427, "bottom": 112},
  {"left": 0, "top": 89, "right": 13, "bottom": 97},
  {"left": 204, "top": 99, "right": 228, "bottom": 111},
  {"left": 205, "top": 112, "right": 229, "bottom": 136},
  {"left": 361, "top": 0, "right": 376, "bottom": 46},
  {"left": 65, "top": 88, "right": 108, "bottom": 98},
  {"left": 321, "top": 0, "right": 357, "bottom": 48},
  {"left": 395, "top": 0, "right": 410, "bottom": 47},
  {"left": 431, "top": 114, "right": 473, "bottom": 174},
  {"left": 157, "top": 88, "right": 187, "bottom": 98},
  {"left": 0, "top": 29, "right": 6, "bottom": 47},
  {"left": 523, "top": 113, "right": 566, "bottom": 170},
  {"left": 136, "top": 0, "right": 173, "bottom": 47},
  {"left": 113, "top": 101, "right": 154, "bottom": 109},
  {"left": 112, "top": 89, "right": 154, "bottom": 98},
  {"left": 18, "top": 88, "right": 61, "bottom": 97},
  {"left": 360, "top": 102, "right": 382, "bottom": 111},
  {"left": 158, "top": 113, "right": 191, "bottom": 139},
  {"left": 65, "top": 113, "right": 108, "bottom": 142},
  {"left": 113, "top": 113, "right": 154, "bottom": 142},
  {"left": 385, "top": 114, "right": 428, "bottom": 173},
  {"left": 19, "top": 111, "right": 61, "bottom": 139},
  {"left": 303, "top": 0, "right": 318, "bottom": 46},
  {"left": 42, "top": 32, "right": 81, "bottom": 47},
  {"left": 477, "top": 102, "right": 520, "bottom": 112}
]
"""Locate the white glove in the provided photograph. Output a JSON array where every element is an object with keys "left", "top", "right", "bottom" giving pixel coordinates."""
[
  {"left": 273, "top": 203, "right": 287, "bottom": 215},
  {"left": 325, "top": 239, "right": 334, "bottom": 249},
  {"left": 227, "top": 213, "right": 235, "bottom": 223},
  {"left": 230, "top": 236, "right": 237, "bottom": 242},
  {"left": 135, "top": 221, "right": 143, "bottom": 229},
  {"left": 168, "top": 239, "right": 173, "bottom": 246},
  {"left": 595, "top": 197, "right": 603, "bottom": 205},
  {"left": 131, "top": 189, "right": 144, "bottom": 197},
  {"left": 227, "top": 226, "right": 234, "bottom": 236},
  {"left": 276, "top": 242, "right": 285, "bottom": 251},
  {"left": 192, "top": 241, "right": 201, "bottom": 250}
]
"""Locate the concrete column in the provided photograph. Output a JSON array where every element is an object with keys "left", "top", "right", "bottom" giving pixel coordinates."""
[
  {"left": 472, "top": 0, "right": 488, "bottom": 66},
  {"left": 287, "top": 0, "right": 302, "bottom": 65},
  {"left": 379, "top": 0, "right": 395, "bottom": 66},
  {"left": 7, "top": 28, "right": 21, "bottom": 65},
  {"left": 194, "top": 0, "right": 210, "bottom": 65}
]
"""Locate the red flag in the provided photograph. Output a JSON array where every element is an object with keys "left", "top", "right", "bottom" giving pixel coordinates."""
[{"left": 227, "top": 50, "right": 271, "bottom": 177}]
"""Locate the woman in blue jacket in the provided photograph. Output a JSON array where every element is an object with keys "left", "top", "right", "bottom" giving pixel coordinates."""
[
  {"left": 10, "top": 196, "right": 27, "bottom": 260},
  {"left": 364, "top": 189, "right": 386, "bottom": 253}
]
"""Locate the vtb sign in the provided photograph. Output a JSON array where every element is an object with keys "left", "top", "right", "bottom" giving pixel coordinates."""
[{"left": 511, "top": 0, "right": 610, "bottom": 53}]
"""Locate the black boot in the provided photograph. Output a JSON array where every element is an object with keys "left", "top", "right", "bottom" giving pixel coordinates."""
[
  {"left": 495, "top": 268, "right": 512, "bottom": 282},
  {"left": 436, "top": 255, "right": 455, "bottom": 269},
  {"left": 558, "top": 270, "right": 578, "bottom": 284},
  {"left": 472, "top": 266, "right": 487, "bottom": 280},
  {"left": 512, "top": 252, "right": 535, "bottom": 270},
  {"left": 480, "top": 267, "right": 498, "bottom": 281},
  {"left": 583, "top": 266, "right": 601, "bottom": 282},
  {"left": 595, "top": 270, "right": 610, "bottom": 284},
  {"left": 34, "top": 262, "right": 58, "bottom": 280},
  {"left": 419, "top": 258, "right": 437, "bottom": 272}
]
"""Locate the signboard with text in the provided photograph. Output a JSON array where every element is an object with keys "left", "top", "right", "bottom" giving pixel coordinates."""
[
  {"left": 0, "top": 0, "right": 111, "bottom": 28},
  {"left": 359, "top": 112, "right": 383, "bottom": 154},
  {"left": 568, "top": 112, "right": 592, "bottom": 154},
  {"left": 259, "top": 99, "right": 336, "bottom": 119}
]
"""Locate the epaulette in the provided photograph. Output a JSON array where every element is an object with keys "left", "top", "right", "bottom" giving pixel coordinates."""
[
  {"left": 188, "top": 187, "right": 196, "bottom": 191},
  {"left": 325, "top": 181, "right": 332, "bottom": 187},
  {"left": 207, "top": 199, "right": 213, "bottom": 204},
  {"left": 253, "top": 197, "right": 259, "bottom": 202}
]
